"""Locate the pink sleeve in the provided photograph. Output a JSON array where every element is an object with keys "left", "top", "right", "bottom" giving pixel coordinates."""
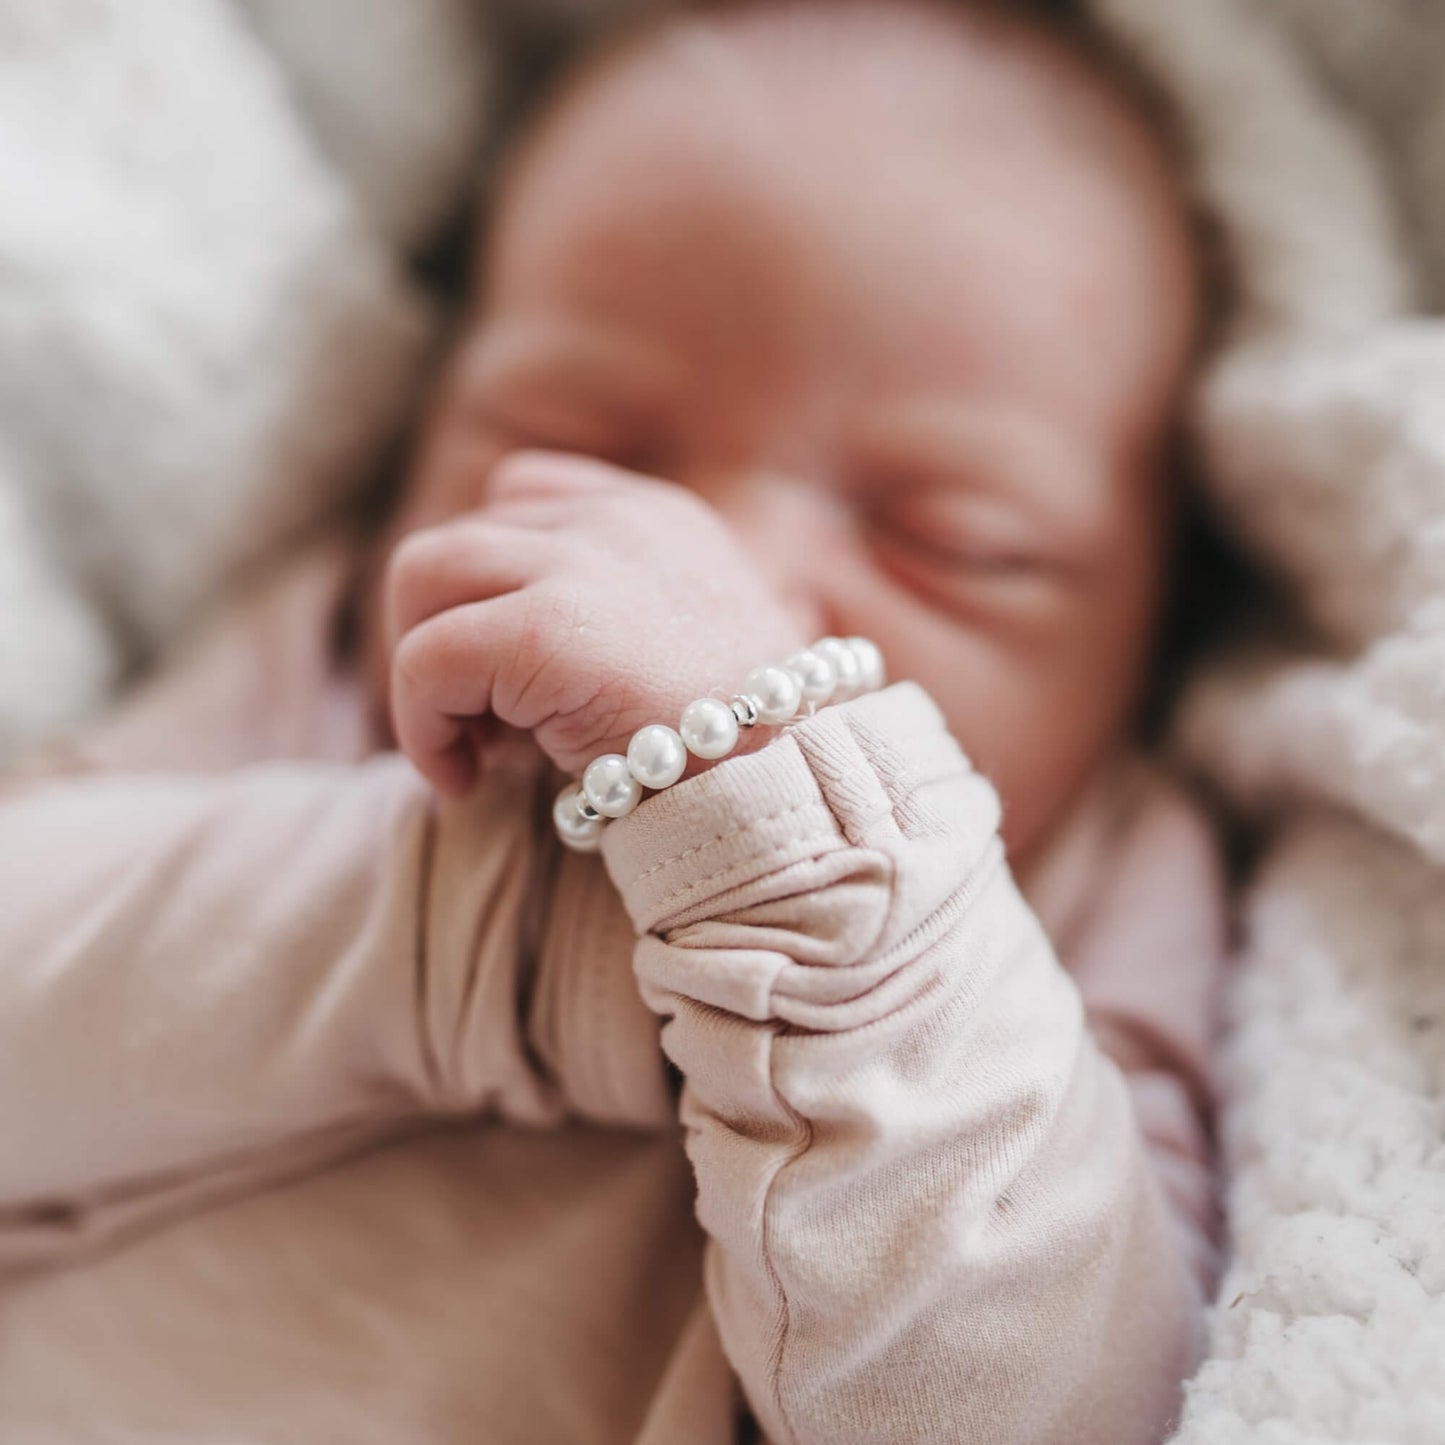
[
  {"left": 1064, "top": 777, "right": 1228, "bottom": 1305},
  {"left": 600, "top": 682, "right": 1211, "bottom": 1445},
  {"left": 0, "top": 754, "right": 666, "bottom": 1274}
]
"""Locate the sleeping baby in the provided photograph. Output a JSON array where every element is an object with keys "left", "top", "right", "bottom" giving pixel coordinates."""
[{"left": 0, "top": 2, "right": 1225, "bottom": 1442}]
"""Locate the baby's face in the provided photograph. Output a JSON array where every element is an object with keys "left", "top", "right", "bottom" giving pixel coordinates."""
[{"left": 386, "top": 1, "right": 1199, "bottom": 863}]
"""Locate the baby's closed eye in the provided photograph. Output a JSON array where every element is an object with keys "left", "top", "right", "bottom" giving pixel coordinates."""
[{"left": 857, "top": 478, "right": 1089, "bottom": 631}]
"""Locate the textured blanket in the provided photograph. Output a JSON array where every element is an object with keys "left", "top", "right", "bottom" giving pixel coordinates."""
[
  {"left": 1100, "top": 4, "right": 1445, "bottom": 1437},
  {"left": 3, "top": 1, "right": 1443, "bottom": 1439}
]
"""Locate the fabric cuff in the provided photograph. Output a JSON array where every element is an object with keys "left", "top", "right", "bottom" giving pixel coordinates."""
[{"left": 600, "top": 681, "right": 987, "bottom": 935}]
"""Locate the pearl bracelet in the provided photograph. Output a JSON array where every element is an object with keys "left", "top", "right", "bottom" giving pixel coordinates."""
[{"left": 552, "top": 636, "right": 885, "bottom": 852}]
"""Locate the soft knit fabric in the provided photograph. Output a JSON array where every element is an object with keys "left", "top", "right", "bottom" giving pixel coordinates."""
[{"left": 0, "top": 549, "right": 1225, "bottom": 1444}]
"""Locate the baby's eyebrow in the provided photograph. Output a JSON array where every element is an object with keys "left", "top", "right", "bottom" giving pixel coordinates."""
[{"left": 458, "top": 319, "right": 686, "bottom": 419}]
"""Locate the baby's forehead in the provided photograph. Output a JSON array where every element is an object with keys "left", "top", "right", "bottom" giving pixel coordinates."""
[
  {"left": 481, "top": 0, "right": 1199, "bottom": 452},
  {"left": 492, "top": 0, "right": 1194, "bottom": 308}
]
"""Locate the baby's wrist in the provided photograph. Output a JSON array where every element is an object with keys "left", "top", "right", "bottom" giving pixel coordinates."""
[{"left": 552, "top": 637, "right": 886, "bottom": 852}]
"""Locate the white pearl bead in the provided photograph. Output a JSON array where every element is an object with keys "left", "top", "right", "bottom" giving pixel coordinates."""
[
  {"left": 743, "top": 664, "right": 801, "bottom": 724},
  {"left": 847, "top": 636, "right": 886, "bottom": 692},
  {"left": 813, "top": 637, "right": 861, "bottom": 702},
  {"left": 679, "top": 697, "right": 739, "bottom": 760},
  {"left": 583, "top": 753, "right": 642, "bottom": 818},
  {"left": 553, "top": 785, "right": 604, "bottom": 852},
  {"left": 627, "top": 724, "right": 687, "bottom": 790},
  {"left": 785, "top": 648, "right": 836, "bottom": 707}
]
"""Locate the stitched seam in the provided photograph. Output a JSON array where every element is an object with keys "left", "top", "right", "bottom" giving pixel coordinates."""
[
  {"left": 629, "top": 799, "right": 826, "bottom": 883},
  {"left": 761, "top": 1025, "right": 812, "bottom": 1445}
]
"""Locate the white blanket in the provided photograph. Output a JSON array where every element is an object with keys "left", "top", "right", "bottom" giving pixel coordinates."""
[
  {"left": 1097, "top": 5, "right": 1445, "bottom": 1437},
  {"left": 3, "top": 1, "right": 1443, "bottom": 1439}
]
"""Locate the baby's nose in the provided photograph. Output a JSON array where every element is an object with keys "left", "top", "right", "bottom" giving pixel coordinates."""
[{"left": 708, "top": 472, "right": 844, "bottom": 638}]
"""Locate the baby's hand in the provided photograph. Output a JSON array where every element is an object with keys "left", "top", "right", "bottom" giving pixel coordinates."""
[{"left": 387, "top": 451, "right": 808, "bottom": 794}]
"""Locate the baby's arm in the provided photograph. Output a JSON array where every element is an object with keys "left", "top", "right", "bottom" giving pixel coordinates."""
[
  {"left": 0, "top": 445, "right": 790, "bottom": 1278},
  {"left": 602, "top": 688, "right": 1211, "bottom": 1445},
  {"left": 390, "top": 451, "right": 1218, "bottom": 1445},
  {"left": 0, "top": 744, "right": 662, "bottom": 1276}
]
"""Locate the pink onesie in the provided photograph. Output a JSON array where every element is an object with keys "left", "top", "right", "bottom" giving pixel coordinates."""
[{"left": 0, "top": 545, "right": 1225, "bottom": 1444}]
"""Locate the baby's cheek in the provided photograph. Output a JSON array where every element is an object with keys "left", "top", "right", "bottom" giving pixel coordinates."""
[
  {"left": 998, "top": 621, "right": 1152, "bottom": 857},
  {"left": 946, "top": 662, "right": 1076, "bottom": 851},
  {"left": 915, "top": 617, "right": 1121, "bottom": 863}
]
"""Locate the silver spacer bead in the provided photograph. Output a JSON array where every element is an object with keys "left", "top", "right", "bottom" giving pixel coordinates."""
[{"left": 729, "top": 694, "right": 760, "bottom": 728}]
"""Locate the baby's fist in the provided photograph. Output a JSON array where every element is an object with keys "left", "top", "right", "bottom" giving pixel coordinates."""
[{"left": 387, "top": 451, "right": 809, "bottom": 794}]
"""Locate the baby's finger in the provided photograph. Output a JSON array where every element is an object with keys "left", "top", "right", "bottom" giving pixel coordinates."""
[
  {"left": 386, "top": 520, "right": 556, "bottom": 650},
  {"left": 486, "top": 448, "right": 655, "bottom": 503},
  {"left": 390, "top": 594, "right": 532, "bottom": 794},
  {"left": 471, "top": 495, "right": 575, "bottom": 532},
  {"left": 394, "top": 710, "right": 476, "bottom": 798}
]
